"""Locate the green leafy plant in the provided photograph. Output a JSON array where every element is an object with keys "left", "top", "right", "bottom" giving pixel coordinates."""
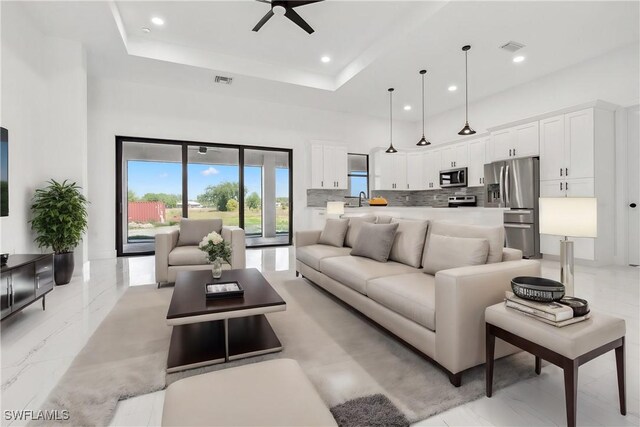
[{"left": 30, "top": 180, "right": 88, "bottom": 254}]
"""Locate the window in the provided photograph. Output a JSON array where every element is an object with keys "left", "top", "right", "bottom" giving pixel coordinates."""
[{"left": 348, "top": 153, "right": 369, "bottom": 197}]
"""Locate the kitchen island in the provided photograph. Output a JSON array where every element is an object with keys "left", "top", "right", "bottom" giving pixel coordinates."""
[{"left": 302, "top": 206, "right": 507, "bottom": 230}]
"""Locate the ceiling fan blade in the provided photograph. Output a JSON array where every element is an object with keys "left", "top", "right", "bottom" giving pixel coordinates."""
[
  {"left": 284, "top": 7, "right": 314, "bottom": 34},
  {"left": 289, "top": 0, "right": 324, "bottom": 8},
  {"left": 252, "top": 9, "right": 275, "bottom": 32}
]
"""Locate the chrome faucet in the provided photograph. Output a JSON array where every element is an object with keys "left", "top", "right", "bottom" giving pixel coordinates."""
[{"left": 358, "top": 191, "right": 367, "bottom": 207}]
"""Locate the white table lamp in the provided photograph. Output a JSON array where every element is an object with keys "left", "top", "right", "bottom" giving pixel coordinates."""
[
  {"left": 539, "top": 197, "right": 597, "bottom": 296},
  {"left": 326, "top": 201, "right": 344, "bottom": 219}
]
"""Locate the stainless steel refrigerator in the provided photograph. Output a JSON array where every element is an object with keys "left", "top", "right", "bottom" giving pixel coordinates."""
[{"left": 484, "top": 157, "right": 540, "bottom": 258}]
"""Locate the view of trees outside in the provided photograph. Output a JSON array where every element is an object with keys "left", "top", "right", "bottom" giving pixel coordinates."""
[{"left": 127, "top": 160, "right": 289, "bottom": 241}]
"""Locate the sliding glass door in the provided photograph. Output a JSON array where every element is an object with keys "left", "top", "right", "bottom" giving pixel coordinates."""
[{"left": 116, "top": 137, "right": 292, "bottom": 256}]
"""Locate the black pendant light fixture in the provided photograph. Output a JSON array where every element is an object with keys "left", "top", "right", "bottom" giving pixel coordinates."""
[
  {"left": 385, "top": 88, "right": 398, "bottom": 153},
  {"left": 458, "top": 45, "right": 476, "bottom": 136},
  {"left": 417, "top": 69, "right": 430, "bottom": 146}
]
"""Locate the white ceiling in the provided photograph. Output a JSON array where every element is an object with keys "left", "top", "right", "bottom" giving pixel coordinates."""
[{"left": 18, "top": 1, "right": 640, "bottom": 121}]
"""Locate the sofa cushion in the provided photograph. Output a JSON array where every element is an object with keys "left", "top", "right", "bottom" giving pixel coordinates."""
[
  {"left": 318, "top": 219, "right": 349, "bottom": 247},
  {"left": 350, "top": 222, "right": 399, "bottom": 262},
  {"left": 296, "top": 244, "right": 352, "bottom": 270},
  {"left": 169, "top": 246, "right": 208, "bottom": 266},
  {"left": 376, "top": 215, "right": 393, "bottom": 224},
  {"left": 367, "top": 273, "right": 436, "bottom": 331},
  {"left": 178, "top": 219, "right": 223, "bottom": 247},
  {"left": 389, "top": 219, "right": 429, "bottom": 268},
  {"left": 423, "top": 234, "right": 489, "bottom": 275},
  {"left": 424, "top": 221, "right": 504, "bottom": 265},
  {"left": 344, "top": 215, "right": 377, "bottom": 248},
  {"left": 319, "top": 255, "right": 417, "bottom": 295}
]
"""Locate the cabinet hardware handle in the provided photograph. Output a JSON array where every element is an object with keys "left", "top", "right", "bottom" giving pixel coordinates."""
[
  {"left": 407, "top": 184, "right": 409, "bottom": 189},
  {"left": 560, "top": 182, "right": 563, "bottom": 191},
  {"left": 565, "top": 168, "right": 568, "bottom": 176},
  {"left": 513, "top": 148, "right": 516, "bottom": 156},
  {"left": 565, "top": 182, "right": 569, "bottom": 191},
  {"left": 321, "top": 180, "right": 323, "bottom": 187},
  {"left": 509, "top": 149, "right": 512, "bottom": 157},
  {"left": 560, "top": 168, "right": 563, "bottom": 176}
]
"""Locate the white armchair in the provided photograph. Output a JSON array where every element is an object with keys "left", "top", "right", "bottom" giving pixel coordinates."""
[{"left": 155, "top": 219, "right": 246, "bottom": 285}]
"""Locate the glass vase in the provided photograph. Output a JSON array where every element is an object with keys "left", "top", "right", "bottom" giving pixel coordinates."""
[{"left": 211, "top": 257, "right": 223, "bottom": 279}]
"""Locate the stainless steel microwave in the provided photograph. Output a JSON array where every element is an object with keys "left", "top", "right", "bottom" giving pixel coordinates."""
[{"left": 439, "top": 167, "right": 468, "bottom": 188}]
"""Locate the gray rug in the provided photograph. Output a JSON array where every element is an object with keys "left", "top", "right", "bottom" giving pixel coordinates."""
[
  {"left": 331, "top": 394, "right": 409, "bottom": 427},
  {"left": 35, "top": 270, "right": 538, "bottom": 425}
]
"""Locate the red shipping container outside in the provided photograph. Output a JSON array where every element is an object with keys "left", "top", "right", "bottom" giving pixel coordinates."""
[{"left": 128, "top": 201, "right": 166, "bottom": 223}]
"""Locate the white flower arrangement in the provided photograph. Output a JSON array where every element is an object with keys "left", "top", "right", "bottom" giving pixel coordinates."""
[{"left": 198, "top": 231, "right": 232, "bottom": 264}]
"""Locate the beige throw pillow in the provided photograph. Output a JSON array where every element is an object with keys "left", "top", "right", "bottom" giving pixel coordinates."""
[
  {"left": 389, "top": 219, "right": 429, "bottom": 268},
  {"left": 318, "top": 219, "right": 349, "bottom": 247},
  {"left": 344, "top": 215, "right": 377, "bottom": 247},
  {"left": 350, "top": 222, "right": 399, "bottom": 262},
  {"left": 423, "top": 234, "right": 489, "bottom": 275},
  {"left": 424, "top": 221, "right": 505, "bottom": 265}
]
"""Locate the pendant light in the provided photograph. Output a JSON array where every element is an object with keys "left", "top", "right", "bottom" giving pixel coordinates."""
[
  {"left": 458, "top": 45, "right": 476, "bottom": 136},
  {"left": 417, "top": 69, "right": 431, "bottom": 146},
  {"left": 385, "top": 88, "right": 398, "bottom": 153}
]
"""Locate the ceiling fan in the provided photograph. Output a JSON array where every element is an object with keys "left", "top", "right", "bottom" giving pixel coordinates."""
[{"left": 252, "top": 0, "right": 324, "bottom": 35}]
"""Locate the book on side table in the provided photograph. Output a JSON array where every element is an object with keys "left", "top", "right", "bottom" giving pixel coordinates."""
[{"left": 504, "top": 291, "right": 590, "bottom": 327}]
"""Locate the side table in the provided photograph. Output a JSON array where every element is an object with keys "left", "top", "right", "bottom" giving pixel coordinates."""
[{"left": 485, "top": 303, "right": 626, "bottom": 427}]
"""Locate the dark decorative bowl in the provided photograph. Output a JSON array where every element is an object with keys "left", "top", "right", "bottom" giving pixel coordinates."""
[
  {"left": 559, "top": 296, "right": 590, "bottom": 317},
  {"left": 0, "top": 253, "right": 8, "bottom": 266},
  {"left": 511, "top": 276, "right": 565, "bottom": 302}
]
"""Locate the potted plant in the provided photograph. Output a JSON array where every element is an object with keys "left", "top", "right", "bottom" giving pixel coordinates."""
[{"left": 30, "top": 180, "right": 88, "bottom": 285}]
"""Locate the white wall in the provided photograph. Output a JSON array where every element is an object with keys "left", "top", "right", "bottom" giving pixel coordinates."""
[
  {"left": 421, "top": 43, "right": 639, "bottom": 145},
  {"left": 0, "top": 2, "right": 89, "bottom": 265},
  {"left": 87, "top": 78, "right": 415, "bottom": 259}
]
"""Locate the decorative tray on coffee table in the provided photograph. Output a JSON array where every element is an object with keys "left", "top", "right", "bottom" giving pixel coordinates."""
[{"left": 205, "top": 281, "right": 244, "bottom": 299}]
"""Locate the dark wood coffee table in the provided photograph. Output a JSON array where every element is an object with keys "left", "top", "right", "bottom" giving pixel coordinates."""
[{"left": 165, "top": 268, "right": 286, "bottom": 373}]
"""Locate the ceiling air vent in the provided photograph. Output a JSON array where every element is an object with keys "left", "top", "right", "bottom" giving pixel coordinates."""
[
  {"left": 214, "top": 75, "right": 233, "bottom": 85},
  {"left": 499, "top": 41, "right": 525, "bottom": 53}
]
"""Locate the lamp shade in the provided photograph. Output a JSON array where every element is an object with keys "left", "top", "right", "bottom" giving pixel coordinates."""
[
  {"left": 539, "top": 197, "right": 597, "bottom": 238},
  {"left": 326, "top": 201, "right": 345, "bottom": 216}
]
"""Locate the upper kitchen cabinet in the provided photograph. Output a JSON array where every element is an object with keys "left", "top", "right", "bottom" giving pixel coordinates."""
[
  {"left": 491, "top": 121, "right": 539, "bottom": 161},
  {"left": 440, "top": 143, "right": 468, "bottom": 169},
  {"left": 540, "top": 108, "right": 607, "bottom": 182},
  {"left": 423, "top": 149, "right": 441, "bottom": 190},
  {"left": 406, "top": 152, "right": 425, "bottom": 190},
  {"left": 310, "top": 143, "right": 348, "bottom": 189},
  {"left": 373, "top": 150, "right": 407, "bottom": 190},
  {"left": 467, "top": 137, "right": 489, "bottom": 187}
]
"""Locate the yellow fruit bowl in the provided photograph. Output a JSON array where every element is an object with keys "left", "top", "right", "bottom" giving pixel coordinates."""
[{"left": 368, "top": 197, "right": 388, "bottom": 206}]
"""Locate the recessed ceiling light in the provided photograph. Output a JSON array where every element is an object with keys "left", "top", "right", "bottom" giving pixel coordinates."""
[
  {"left": 151, "top": 16, "right": 164, "bottom": 26},
  {"left": 321, "top": 56, "right": 331, "bottom": 63},
  {"left": 448, "top": 85, "right": 458, "bottom": 92},
  {"left": 141, "top": 27, "right": 151, "bottom": 33},
  {"left": 513, "top": 55, "right": 525, "bottom": 63},
  {"left": 403, "top": 105, "right": 412, "bottom": 111}
]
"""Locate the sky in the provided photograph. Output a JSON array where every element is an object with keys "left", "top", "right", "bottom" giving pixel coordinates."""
[{"left": 127, "top": 161, "right": 290, "bottom": 200}]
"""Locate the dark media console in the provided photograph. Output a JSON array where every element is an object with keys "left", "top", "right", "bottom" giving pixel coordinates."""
[{"left": 1, "top": 254, "right": 54, "bottom": 321}]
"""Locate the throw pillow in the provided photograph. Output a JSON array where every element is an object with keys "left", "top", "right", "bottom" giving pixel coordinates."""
[
  {"left": 350, "top": 222, "right": 400, "bottom": 262},
  {"left": 389, "top": 219, "right": 429, "bottom": 268},
  {"left": 423, "top": 234, "right": 489, "bottom": 275},
  {"left": 344, "top": 215, "right": 377, "bottom": 248},
  {"left": 318, "top": 219, "right": 349, "bottom": 247},
  {"left": 178, "top": 219, "right": 223, "bottom": 246},
  {"left": 424, "top": 221, "right": 504, "bottom": 265}
]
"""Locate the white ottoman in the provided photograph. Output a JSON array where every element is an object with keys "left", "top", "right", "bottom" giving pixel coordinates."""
[
  {"left": 485, "top": 303, "right": 626, "bottom": 427},
  {"left": 162, "top": 359, "right": 337, "bottom": 426}
]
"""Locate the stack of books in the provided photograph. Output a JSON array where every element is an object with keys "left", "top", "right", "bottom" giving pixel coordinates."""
[{"left": 504, "top": 291, "right": 590, "bottom": 327}]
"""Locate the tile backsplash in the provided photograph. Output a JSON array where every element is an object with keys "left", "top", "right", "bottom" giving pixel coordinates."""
[{"left": 307, "top": 187, "right": 485, "bottom": 208}]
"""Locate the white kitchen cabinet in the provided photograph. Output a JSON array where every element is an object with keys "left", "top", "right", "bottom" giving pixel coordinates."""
[
  {"left": 540, "top": 108, "right": 595, "bottom": 182},
  {"left": 441, "top": 143, "right": 468, "bottom": 169},
  {"left": 374, "top": 151, "right": 406, "bottom": 190},
  {"left": 491, "top": 121, "right": 539, "bottom": 161},
  {"left": 467, "top": 138, "right": 487, "bottom": 187},
  {"left": 406, "top": 153, "right": 424, "bottom": 190},
  {"left": 393, "top": 152, "right": 408, "bottom": 190},
  {"left": 423, "top": 150, "right": 441, "bottom": 190},
  {"left": 310, "top": 144, "right": 348, "bottom": 189}
]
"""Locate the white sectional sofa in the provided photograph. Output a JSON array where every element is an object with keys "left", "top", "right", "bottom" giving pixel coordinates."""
[{"left": 295, "top": 216, "right": 540, "bottom": 386}]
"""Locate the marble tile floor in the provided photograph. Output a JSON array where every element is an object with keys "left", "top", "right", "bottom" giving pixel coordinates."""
[{"left": 1, "top": 247, "right": 638, "bottom": 427}]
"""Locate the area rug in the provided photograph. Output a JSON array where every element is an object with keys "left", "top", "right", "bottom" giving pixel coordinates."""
[
  {"left": 34, "top": 270, "right": 537, "bottom": 426},
  {"left": 330, "top": 394, "right": 409, "bottom": 427}
]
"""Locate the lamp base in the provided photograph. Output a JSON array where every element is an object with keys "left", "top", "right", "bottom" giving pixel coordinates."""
[{"left": 560, "top": 238, "right": 574, "bottom": 296}]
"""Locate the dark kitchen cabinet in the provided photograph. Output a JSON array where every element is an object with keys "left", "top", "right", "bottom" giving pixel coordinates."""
[{"left": 1, "top": 254, "right": 54, "bottom": 321}]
